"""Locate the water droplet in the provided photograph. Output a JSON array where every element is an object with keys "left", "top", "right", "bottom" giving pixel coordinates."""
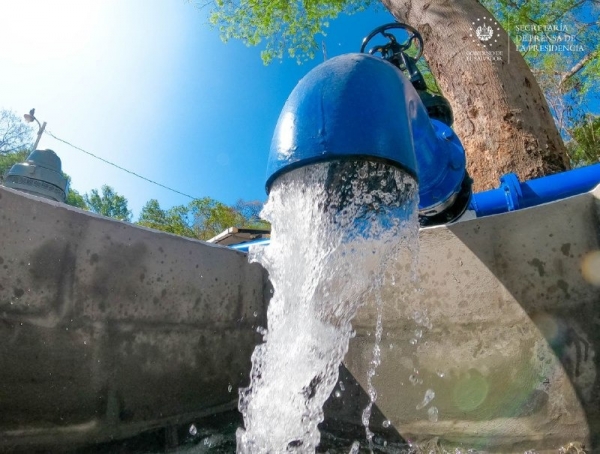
[
  {"left": 189, "top": 424, "right": 197, "bottom": 436},
  {"left": 409, "top": 338, "right": 417, "bottom": 345},
  {"left": 349, "top": 440, "right": 360, "bottom": 453},
  {"left": 382, "top": 419, "right": 391, "bottom": 428},
  {"left": 416, "top": 388, "right": 435, "bottom": 410},
  {"left": 253, "top": 311, "right": 258, "bottom": 317},
  {"left": 389, "top": 343, "right": 394, "bottom": 349},
  {"left": 334, "top": 390, "right": 342, "bottom": 398},
  {"left": 409, "top": 374, "right": 422, "bottom": 386},
  {"left": 414, "top": 329, "right": 423, "bottom": 339},
  {"left": 413, "top": 310, "right": 422, "bottom": 324},
  {"left": 436, "top": 370, "right": 445, "bottom": 378},
  {"left": 83, "top": 341, "right": 87, "bottom": 345},
  {"left": 428, "top": 406, "right": 439, "bottom": 422},
  {"left": 339, "top": 381, "right": 345, "bottom": 391},
  {"left": 228, "top": 384, "right": 233, "bottom": 393}
]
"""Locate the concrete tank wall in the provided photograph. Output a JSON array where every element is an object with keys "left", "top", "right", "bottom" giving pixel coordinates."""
[
  {"left": 1, "top": 182, "right": 600, "bottom": 453},
  {"left": 0, "top": 186, "right": 268, "bottom": 450},
  {"left": 346, "top": 186, "right": 600, "bottom": 453}
]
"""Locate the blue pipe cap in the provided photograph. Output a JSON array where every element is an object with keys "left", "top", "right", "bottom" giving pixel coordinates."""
[{"left": 266, "top": 53, "right": 421, "bottom": 192}]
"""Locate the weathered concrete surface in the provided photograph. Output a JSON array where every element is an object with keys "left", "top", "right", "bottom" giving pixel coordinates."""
[
  {"left": 346, "top": 185, "right": 600, "bottom": 453},
  {"left": 2, "top": 181, "right": 599, "bottom": 453},
  {"left": 0, "top": 186, "right": 268, "bottom": 450}
]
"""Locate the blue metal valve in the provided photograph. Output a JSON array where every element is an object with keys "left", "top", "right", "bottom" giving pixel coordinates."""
[{"left": 266, "top": 53, "right": 471, "bottom": 225}]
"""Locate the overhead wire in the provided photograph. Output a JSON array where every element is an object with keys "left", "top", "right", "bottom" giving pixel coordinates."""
[{"left": 45, "top": 130, "right": 198, "bottom": 200}]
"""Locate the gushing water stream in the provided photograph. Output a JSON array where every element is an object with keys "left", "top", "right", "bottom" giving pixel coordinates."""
[{"left": 237, "top": 161, "right": 419, "bottom": 453}]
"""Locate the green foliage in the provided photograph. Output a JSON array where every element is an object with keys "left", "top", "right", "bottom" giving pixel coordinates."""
[
  {"left": 65, "top": 188, "right": 89, "bottom": 210},
  {"left": 0, "top": 109, "right": 33, "bottom": 154},
  {"left": 207, "top": 0, "right": 374, "bottom": 63},
  {"left": 85, "top": 185, "right": 132, "bottom": 221},
  {"left": 567, "top": 115, "right": 600, "bottom": 166},
  {"left": 189, "top": 197, "right": 248, "bottom": 240},
  {"left": 138, "top": 199, "right": 196, "bottom": 238},
  {"left": 63, "top": 174, "right": 89, "bottom": 209},
  {"left": 0, "top": 149, "right": 29, "bottom": 181},
  {"left": 136, "top": 197, "right": 269, "bottom": 241},
  {"left": 234, "top": 199, "right": 271, "bottom": 229}
]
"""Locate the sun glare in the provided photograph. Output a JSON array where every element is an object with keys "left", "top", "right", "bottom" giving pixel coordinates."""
[{"left": 0, "top": 1, "right": 102, "bottom": 63}]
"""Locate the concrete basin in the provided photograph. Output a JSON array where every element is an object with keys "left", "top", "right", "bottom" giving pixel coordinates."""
[{"left": 0, "top": 183, "right": 599, "bottom": 452}]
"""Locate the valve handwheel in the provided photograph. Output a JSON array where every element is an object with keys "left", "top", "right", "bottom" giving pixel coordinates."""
[{"left": 360, "top": 22, "right": 424, "bottom": 63}]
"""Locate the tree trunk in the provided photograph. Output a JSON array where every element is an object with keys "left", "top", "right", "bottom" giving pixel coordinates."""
[{"left": 381, "top": 0, "right": 570, "bottom": 191}]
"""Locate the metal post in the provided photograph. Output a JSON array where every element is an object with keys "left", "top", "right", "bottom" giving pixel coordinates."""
[{"left": 32, "top": 121, "right": 46, "bottom": 151}]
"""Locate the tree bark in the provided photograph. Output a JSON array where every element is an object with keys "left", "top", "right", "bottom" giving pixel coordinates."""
[{"left": 381, "top": 0, "right": 570, "bottom": 191}]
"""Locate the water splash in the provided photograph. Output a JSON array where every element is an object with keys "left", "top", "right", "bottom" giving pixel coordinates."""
[
  {"left": 361, "top": 290, "right": 384, "bottom": 449},
  {"left": 416, "top": 389, "right": 435, "bottom": 410},
  {"left": 236, "top": 161, "right": 418, "bottom": 453}
]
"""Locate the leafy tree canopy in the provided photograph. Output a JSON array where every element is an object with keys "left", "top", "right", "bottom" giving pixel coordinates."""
[
  {"left": 85, "top": 185, "right": 132, "bottom": 222},
  {"left": 65, "top": 188, "right": 88, "bottom": 210},
  {"left": 138, "top": 199, "right": 196, "bottom": 238},
  {"left": 567, "top": 115, "right": 600, "bottom": 166},
  {"left": 63, "top": 175, "right": 89, "bottom": 210},
  {"left": 137, "top": 197, "right": 269, "bottom": 241},
  {"left": 206, "top": 0, "right": 375, "bottom": 63},
  {"left": 0, "top": 109, "right": 33, "bottom": 154},
  {"left": 0, "top": 149, "right": 29, "bottom": 181}
]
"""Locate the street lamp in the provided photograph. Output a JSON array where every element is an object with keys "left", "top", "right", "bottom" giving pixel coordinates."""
[{"left": 23, "top": 108, "right": 47, "bottom": 151}]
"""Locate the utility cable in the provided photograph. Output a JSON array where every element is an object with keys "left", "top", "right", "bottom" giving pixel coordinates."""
[{"left": 45, "top": 130, "right": 197, "bottom": 200}]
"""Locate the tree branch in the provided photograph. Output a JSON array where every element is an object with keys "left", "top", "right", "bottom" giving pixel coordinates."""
[{"left": 560, "top": 50, "right": 598, "bottom": 86}]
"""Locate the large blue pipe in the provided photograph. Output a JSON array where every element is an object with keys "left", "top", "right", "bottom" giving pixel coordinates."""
[
  {"left": 265, "top": 53, "right": 468, "bottom": 220},
  {"left": 470, "top": 164, "right": 600, "bottom": 217}
]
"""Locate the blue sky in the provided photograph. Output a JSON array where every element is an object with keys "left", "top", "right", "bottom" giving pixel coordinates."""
[{"left": 0, "top": 0, "right": 396, "bottom": 218}]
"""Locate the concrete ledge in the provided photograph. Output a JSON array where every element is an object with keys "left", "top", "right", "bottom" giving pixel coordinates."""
[
  {"left": 0, "top": 186, "right": 268, "bottom": 449},
  {"left": 347, "top": 185, "right": 600, "bottom": 452}
]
